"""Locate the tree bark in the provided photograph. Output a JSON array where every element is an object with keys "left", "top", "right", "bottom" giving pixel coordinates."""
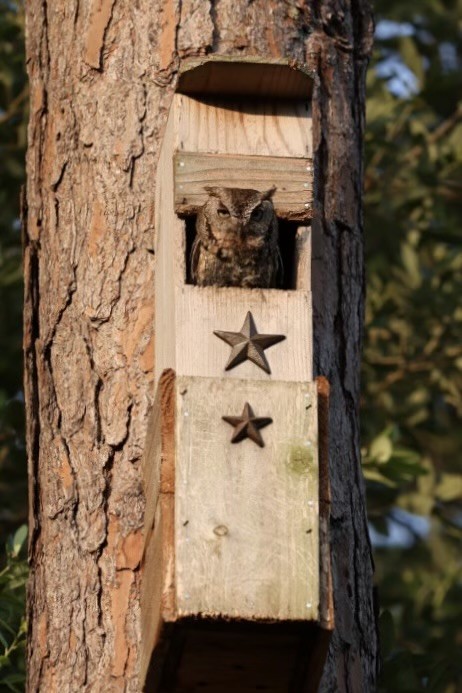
[{"left": 24, "top": 1, "right": 376, "bottom": 690}]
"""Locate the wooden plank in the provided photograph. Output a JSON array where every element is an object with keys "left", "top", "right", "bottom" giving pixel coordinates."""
[
  {"left": 316, "top": 376, "right": 335, "bottom": 632},
  {"left": 175, "top": 93, "right": 312, "bottom": 159},
  {"left": 140, "top": 370, "right": 177, "bottom": 684},
  {"left": 175, "top": 285, "right": 313, "bottom": 382},
  {"left": 154, "top": 104, "right": 187, "bottom": 381},
  {"left": 175, "top": 377, "right": 320, "bottom": 621},
  {"left": 142, "top": 381, "right": 162, "bottom": 539},
  {"left": 174, "top": 152, "right": 313, "bottom": 221},
  {"left": 294, "top": 226, "right": 311, "bottom": 290},
  {"left": 143, "top": 370, "right": 176, "bottom": 542},
  {"left": 140, "top": 504, "right": 165, "bottom": 684},
  {"left": 177, "top": 56, "right": 314, "bottom": 100},
  {"left": 141, "top": 374, "right": 333, "bottom": 689}
]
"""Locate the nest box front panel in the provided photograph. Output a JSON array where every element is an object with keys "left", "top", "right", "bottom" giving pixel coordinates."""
[
  {"left": 154, "top": 86, "right": 314, "bottom": 381},
  {"left": 175, "top": 286, "right": 312, "bottom": 381},
  {"left": 174, "top": 376, "right": 320, "bottom": 622},
  {"left": 173, "top": 94, "right": 313, "bottom": 221}
]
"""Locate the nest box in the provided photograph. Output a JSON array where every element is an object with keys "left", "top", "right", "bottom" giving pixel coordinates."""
[{"left": 141, "top": 57, "right": 333, "bottom": 692}]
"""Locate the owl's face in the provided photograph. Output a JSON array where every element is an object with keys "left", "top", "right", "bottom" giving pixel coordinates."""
[{"left": 200, "top": 186, "right": 277, "bottom": 257}]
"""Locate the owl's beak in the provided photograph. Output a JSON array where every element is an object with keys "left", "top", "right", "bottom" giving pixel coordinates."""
[{"left": 235, "top": 220, "right": 245, "bottom": 238}]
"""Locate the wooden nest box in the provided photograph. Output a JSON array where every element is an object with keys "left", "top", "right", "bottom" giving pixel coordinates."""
[{"left": 141, "top": 56, "right": 333, "bottom": 692}]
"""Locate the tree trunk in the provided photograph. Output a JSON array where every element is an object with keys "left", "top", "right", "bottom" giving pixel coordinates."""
[{"left": 24, "top": 1, "right": 376, "bottom": 690}]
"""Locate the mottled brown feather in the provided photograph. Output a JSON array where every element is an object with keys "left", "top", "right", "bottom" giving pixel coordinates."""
[{"left": 192, "top": 187, "right": 281, "bottom": 288}]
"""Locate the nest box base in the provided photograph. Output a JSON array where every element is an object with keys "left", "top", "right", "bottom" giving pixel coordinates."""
[
  {"left": 144, "top": 618, "right": 331, "bottom": 693},
  {"left": 141, "top": 373, "right": 333, "bottom": 690}
]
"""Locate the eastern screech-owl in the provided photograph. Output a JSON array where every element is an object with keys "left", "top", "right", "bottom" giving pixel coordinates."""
[{"left": 191, "top": 186, "right": 282, "bottom": 288}]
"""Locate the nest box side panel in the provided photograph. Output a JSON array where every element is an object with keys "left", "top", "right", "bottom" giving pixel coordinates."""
[
  {"left": 176, "top": 93, "right": 312, "bottom": 159},
  {"left": 140, "top": 370, "right": 177, "bottom": 683},
  {"left": 317, "top": 376, "right": 334, "bottom": 632},
  {"left": 174, "top": 376, "right": 320, "bottom": 622},
  {"left": 175, "top": 286, "right": 312, "bottom": 381},
  {"left": 154, "top": 100, "right": 186, "bottom": 382}
]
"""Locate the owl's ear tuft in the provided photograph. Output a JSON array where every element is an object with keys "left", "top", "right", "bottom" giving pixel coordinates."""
[
  {"left": 204, "top": 186, "right": 225, "bottom": 198},
  {"left": 261, "top": 186, "right": 277, "bottom": 201}
]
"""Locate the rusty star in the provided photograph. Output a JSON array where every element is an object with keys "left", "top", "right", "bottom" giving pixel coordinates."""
[
  {"left": 214, "top": 312, "right": 285, "bottom": 374},
  {"left": 222, "top": 402, "right": 272, "bottom": 448}
]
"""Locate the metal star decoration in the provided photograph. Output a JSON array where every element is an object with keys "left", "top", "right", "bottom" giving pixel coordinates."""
[
  {"left": 213, "top": 311, "right": 285, "bottom": 374},
  {"left": 222, "top": 402, "right": 272, "bottom": 448}
]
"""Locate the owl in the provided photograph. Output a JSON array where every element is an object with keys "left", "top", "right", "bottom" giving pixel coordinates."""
[{"left": 191, "top": 186, "right": 282, "bottom": 288}]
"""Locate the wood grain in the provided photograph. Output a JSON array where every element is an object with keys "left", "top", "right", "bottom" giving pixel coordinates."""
[
  {"left": 174, "top": 285, "right": 313, "bottom": 382},
  {"left": 175, "top": 376, "right": 320, "bottom": 621},
  {"left": 175, "top": 93, "right": 312, "bottom": 158},
  {"left": 294, "top": 226, "right": 312, "bottom": 290},
  {"left": 140, "top": 504, "right": 165, "bottom": 685},
  {"left": 140, "top": 370, "right": 176, "bottom": 684},
  {"left": 154, "top": 99, "right": 314, "bottom": 384},
  {"left": 316, "top": 376, "right": 334, "bottom": 632},
  {"left": 155, "top": 78, "right": 314, "bottom": 384},
  {"left": 154, "top": 109, "right": 185, "bottom": 381},
  {"left": 141, "top": 373, "right": 334, "bottom": 688},
  {"left": 174, "top": 152, "right": 313, "bottom": 220}
]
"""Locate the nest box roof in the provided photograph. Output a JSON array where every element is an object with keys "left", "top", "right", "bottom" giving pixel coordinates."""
[{"left": 177, "top": 56, "right": 314, "bottom": 100}]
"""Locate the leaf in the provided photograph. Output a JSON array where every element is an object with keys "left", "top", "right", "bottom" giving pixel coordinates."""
[
  {"left": 0, "top": 654, "right": 11, "bottom": 668},
  {"left": 363, "top": 468, "right": 397, "bottom": 488},
  {"left": 435, "top": 474, "right": 462, "bottom": 502},
  {"left": 447, "top": 123, "right": 462, "bottom": 159},
  {"left": 2, "top": 681, "right": 22, "bottom": 693},
  {"left": 11, "top": 526, "right": 26, "bottom": 558},
  {"left": 0, "top": 673, "right": 25, "bottom": 683},
  {"left": 0, "top": 628, "right": 9, "bottom": 650},
  {"left": 379, "top": 610, "right": 395, "bottom": 658},
  {"left": 401, "top": 242, "right": 421, "bottom": 288},
  {"left": 399, "top": 36, "right": 425, "bottom": 88},
  {"left": 427, "top": 659, "right": 454, "bottom": 692},
  {"left": 370, "top": 432, "right": 393, "bottom": 463},
  {"left": 0, "top": 618, "right": 16, "bottom": 637}
]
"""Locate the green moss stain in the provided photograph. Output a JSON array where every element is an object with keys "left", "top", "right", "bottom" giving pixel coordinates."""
[{"left": 287, "top": 442, "right": 314, "bottom": 476}]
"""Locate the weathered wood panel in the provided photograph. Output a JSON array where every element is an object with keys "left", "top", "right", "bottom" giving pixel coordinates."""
[
  {"left": 141, "top": 375, "right": 333, "bottom": 690},
  {"left": 174, "top": 285, "right": 313, "bottom": 382},
  {"left": 175, "top": 376, "right": 320, "bottom": 621},
  {"left": 316, "top": 376, "right": 334, "bottom": 631},
  {"left": 174, "top": 152, "right": 313, "bottom": 220},
  {"left": 140, "top": 370, "right": 176, "bottom": 684},
  {"left": 294, "top": 226, "right": 312, "bottom": 291},
  {"left": 175, "top": 93, "right": 312, "bottom": 159},
  {"left": 154, "top": 109, "right": 185, "bottom": 380},
  {"left": 154, "top": 98, "right": 314, "bottom": 384}
]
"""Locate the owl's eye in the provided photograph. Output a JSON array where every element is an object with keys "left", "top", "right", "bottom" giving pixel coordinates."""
[
  {"left": 251, "top": 205, "right": 264, "bottom": 222},
  {"left": 217, "top": 206, "right": 230, "bottom": 218}
]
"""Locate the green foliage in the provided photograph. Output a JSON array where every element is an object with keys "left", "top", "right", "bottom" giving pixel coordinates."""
[
  {"left": 0, "top": 526, "right": 27, "bottom": 692},
  {"left": 364, "top": 0, "right": 462, "bottom": 690},
  {"left": 0, "top": 0, "right": 27, "bottom": 543}
]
